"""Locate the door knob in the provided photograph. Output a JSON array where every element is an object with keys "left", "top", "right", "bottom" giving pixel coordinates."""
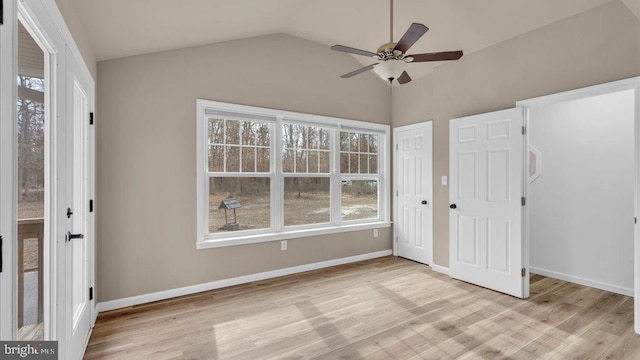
[
  {"left": 421, "top": 200, "right": 428, "bottom": 205},
  {"left": 66, "top": 232, "right": 84, "bottom": 242},
  {"left": 449, "top": 204, "right": 457, "bottom": 209}
]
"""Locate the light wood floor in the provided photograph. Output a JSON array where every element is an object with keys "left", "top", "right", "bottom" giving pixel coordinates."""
[{"left": 84, "top": 256, "right": 640, "bottom": 359}]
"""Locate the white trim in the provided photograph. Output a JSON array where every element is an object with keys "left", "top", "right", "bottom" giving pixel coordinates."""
[
  {"left": 530, "top": 266, "right": 634, "bottom": 297},
  {"left": 0, "top": 0, "right": 17, "bottom": 341},
  {"left": 198, "top": 99, "right": 390, "bottom": 133},
  {"left": 516, "top": 77, "right": 640, "bottom": 109},
  {"left": 198, "top": 221, "right": 391, "bottom": 249},
  {"left": 96, "top": 250, "right": 392, "bottom": 313},
  {"left": 40, "top": 0, "right": 93, "bottom": 82},
  {"left": 431, "top": 264, "right": 450, "bottom": 276}
]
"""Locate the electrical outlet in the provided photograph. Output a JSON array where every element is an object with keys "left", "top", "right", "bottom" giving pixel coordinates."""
[
  {"left": 281, "top": 240, "right": 287, "bottom": 251},
  {"left": 373, "top": 229, "right": 379, "bottom": 238}
]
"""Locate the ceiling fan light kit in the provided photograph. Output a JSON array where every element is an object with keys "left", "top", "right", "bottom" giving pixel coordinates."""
[{"left": 330, "top": 0, "right": 463, "bottom": 85}]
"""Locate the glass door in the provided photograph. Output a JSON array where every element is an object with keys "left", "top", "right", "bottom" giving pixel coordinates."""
[{"left": 16, "top": 20, "right": 47, "bottom": 341}]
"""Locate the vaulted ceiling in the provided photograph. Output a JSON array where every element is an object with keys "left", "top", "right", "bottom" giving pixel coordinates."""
[{"left": 71, "top": 0, "right": 618, "bottom": 79}]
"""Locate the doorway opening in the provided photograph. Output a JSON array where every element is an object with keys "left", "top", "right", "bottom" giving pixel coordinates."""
[
  {"left": 526, "top": 89, "right": 635, "bottom": 296},
  {"left": 518, "top": 77, "right": 640, "bottom": 333}
]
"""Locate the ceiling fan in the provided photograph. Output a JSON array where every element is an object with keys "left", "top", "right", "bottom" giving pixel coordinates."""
[{"left": 331, "top": 0, "right": 463, "bottom": 85}]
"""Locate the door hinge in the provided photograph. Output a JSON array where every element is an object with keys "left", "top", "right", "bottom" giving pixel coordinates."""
[
  {"left": 0, "top": 235, "right": 3, "bottom": 273},
  {"left": 1, "top": 0, "right": 4, "bottom": 25},
  {"left": 521, "top": 197, "right": 526, "bottom": 206},
  {"left": 521, "top": 126, "right": 526, "bottom": 135},
  {"left": 521, "top": 268, "right": 526, "bottom": 277},
  {"left": 89, "top": 112, "right": 94, "bottom": 125},
  {"left": 89, "top": 199, "right": 94, "bottom": 213},
  {"left": 635, "top": 217, "right": 637, "bottom": 224},
  {"left": 89, "top": 286, "right": 93, "bottom": 301}
]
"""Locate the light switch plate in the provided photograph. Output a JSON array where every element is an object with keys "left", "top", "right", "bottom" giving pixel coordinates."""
[{"left": 441, "top": 176, "right": 448, "bottom": 186}]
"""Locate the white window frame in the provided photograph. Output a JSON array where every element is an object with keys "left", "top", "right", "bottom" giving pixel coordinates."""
[{"left": 196, "top": 99, "right": 391, "bottom": 249}]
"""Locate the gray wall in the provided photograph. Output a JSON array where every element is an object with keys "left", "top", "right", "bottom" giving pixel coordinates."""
[
  {"left": 392, "top": 0, "right": 640, "bottom": 267},
  {"left": 96, "top": 33, "right": 392, "bottom": 302}
]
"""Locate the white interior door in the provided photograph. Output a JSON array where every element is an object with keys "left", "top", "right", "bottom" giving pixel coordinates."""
[
  {"left": 449, "top": 108, "right": 526, "bottom": 298},
  {"left": 394, "top": 122, "right": 433, "bottom": 265},
  {"left": 65, "top": 47, "right": 94, "bottom": 360}
]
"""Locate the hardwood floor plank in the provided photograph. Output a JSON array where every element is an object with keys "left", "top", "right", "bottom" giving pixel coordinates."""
[{"left": 85, "top": 257, "right": 640, "bottom": 360}]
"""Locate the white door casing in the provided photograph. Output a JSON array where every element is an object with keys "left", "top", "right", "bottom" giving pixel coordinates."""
[
  {"left": 449, "top": 108, "right": 526, "bottom": 298},
  {"left": 0, "top": 0, "right": 18, "bottom": 340},
  {"left": 394, "top": 122, "right": 433, "bottom": 265}
]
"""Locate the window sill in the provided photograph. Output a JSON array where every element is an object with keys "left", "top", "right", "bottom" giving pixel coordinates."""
[{"left": 197, "top": 221, "right": 392, "bottom": 249}]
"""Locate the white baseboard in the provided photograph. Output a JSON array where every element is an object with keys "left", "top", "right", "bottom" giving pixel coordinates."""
[
  {"left": 431, "top": 264, "right": 450, "bottom": 276},
  {"left": 96, "top": 250, "right": 392, "bottom": 313},
  {"left": 530, "top": 266, "right": 634, "bottom": 297}
]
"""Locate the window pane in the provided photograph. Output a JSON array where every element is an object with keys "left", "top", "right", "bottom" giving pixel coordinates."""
[
  {"left": 341, "top": 180, "right": 378, "bottom": 221},
  {"left": 209, "top": 177, "right": 271, "bottom": 233},
  {"left": 340, "top": 153, "right": 349, "bottom": 173},
  {"left": 319, "top": 151, "right": 330, "bottom": 173},
  {"left": 369, "top": 155, "right": 378, "bottom": 174},
  {"left": 349, "top": 133, "right": 358, "bottom": 152},
  {"left": 320, "top": 129, "right": 330, "bottom": 150},
  {"left": 359, "top": 154, "right": 369, "bottom": 174},
  {"left": 257, "top": 148, "right": 270, "bottom": 173},
  {"left": 340, "top": 131, "right": 379, "bottom": 174},
  {"left": 208, "top": 145, "right": 224, "bottom": 172},
  {"left": 300, "top": 126, "right": 309, "bottom": 149},
  {"left": 359, "top": 133, "right": 369, "bottom": 152},
  {"left": 340, "top": 132, "right": 349, "bottom": 151},
  {"left": 284, "top": 178, "right": 330, "bottom": 226},
  {"left": 308, "top": 151, "right": 319, "bottom": 173},
  {"left": 349, "top": 153, "right": 358, "bottom": 174},
  {"left": 308, "top": 128, "right": 319, "bottom": 149},
  {"left": 295, "top": 150, "right": 307, "bottom": 173},
  {"left": 241, "top": 147, "right": 256, "bottom": 172},
  {"left": 369, "top": 134, "right": 378, "bottom": 153},
  {"left": 241, "top": 122, "right": 256, "bottom": 146},
  {"left": 283, "top": 149, "right": 294, "bottom": 173},
  {"left": 256, "top": 124, "right": 270, "bottom": 146},
  {"left": 225, "top": 120, "right": 240, "bottom": 145},
  {"left": 208, "top": 118, "right": 224, "bottom": 144},
  {"left": 226, "top": 146, "right": 240, "bottom": 172}
]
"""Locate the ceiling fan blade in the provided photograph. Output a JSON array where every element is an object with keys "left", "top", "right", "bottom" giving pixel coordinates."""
[
  {"left": 340, "top": 63, "right": 379, "bottom": 78},
  {"left": 331, "top": 45, "right": 378, "bottom": 58},
  {"left": 408, "top": 50, "right": 463, "bottom": 62},
  {"left": 393, "top": 23, "right": 429, "bottom": 53},
  {"left": 397, "top": 71, "right": 412, "bottom": 84}
]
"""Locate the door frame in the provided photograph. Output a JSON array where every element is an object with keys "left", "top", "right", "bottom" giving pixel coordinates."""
[
  {"left": 0, "top": 0, "right": 18, "bottom": 340},
  {"left": 516, "top": 76, "right": 640, "bottom": 334},
  {"left": 393, "top": 121, "right": 434, "bottom": 265},
  {"left": 0, "top": 0, "right": 96, "bottom": 352},
  {"left": 18, "top": 0, "right": 61, "bottom": 341}
]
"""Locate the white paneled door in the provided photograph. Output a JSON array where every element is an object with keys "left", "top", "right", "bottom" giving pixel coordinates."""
[
  {"left": 395, "top": 122, "right": 433, "bottom": 265},
  {"left": 449, "top": 108, "right": 526, "bottom": 298},
  {"left": 65, "top": 46, "right": 94, "bottom": 360}
]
